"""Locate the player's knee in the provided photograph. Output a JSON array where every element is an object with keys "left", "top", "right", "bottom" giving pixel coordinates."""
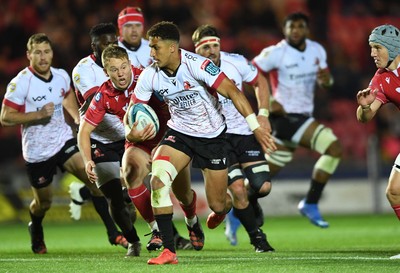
[
  {"left": 243, "top": 162, "right": 271, "bottom": 196},
  {"left": 228, "top": 165, "right": 244, "bottom": 186},
  {"left": 311, "top": 125, "right": 339, "bottom": 155},
  {"left": 37, "top": 199, "right": 52, "bottom": 212},
  {"left": 123, "top": 163, "right": 147, "bottom": 188},
  {"left": 257, "top": 182, "right": 272, "bottom": 197},
  {"left": 151, "top": 159, "right": 177, "bottom": 208},
  {"left": 325, "top": 140, "right": 343, "bottom": 159}
]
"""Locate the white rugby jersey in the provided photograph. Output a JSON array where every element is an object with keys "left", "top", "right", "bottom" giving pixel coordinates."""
[
  {"left": 3, "top": 67, "right": 74, "bottom": 163},
  {"left": 133, "top": 49, "right": 226, "bottom": 138},
  {"left": 72, "top": 55, "right": 125, "bottom": 143},
  {"left": 219, "top": 51, "right": 258, "bottom": 135},
  {"left": 118, "top": 38, "right": 153, "bottom": 68},
  {"left": 253, "top": 39, "right": 328, "bottom": 115}
]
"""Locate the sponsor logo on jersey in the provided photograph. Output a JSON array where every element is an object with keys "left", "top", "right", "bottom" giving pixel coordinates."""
[
  {"left": 396, "top": 87, "right": 400, "bottom": 93},
  {"left": 183, "top": 81, "right": 193, "bottom": 90},
  {"left": 73, "top": 73, "right": 80, "bottom": 84},
  {"left": 32, "top": 95, "right": 46, "bottom": 101},
  {"left": 170, "top": 93, "right": 199, "bottom": 108},
  {"left": 285, "top": 63, "right": 298, "bottom": 69},
  {"left": 60, "top": 88, "right": 66, "bottom": 97},
  {"left": 386, "top": 77, "right": 390, "bottom": 84},
  {"left": 95, "top": 92, "right": 102, "bottom": 101},
  {"left": 7, "top": 83, "right": 16, "bottom": 93},
  {"left": 185, "top": 52, "right": 198, "bottom": 61},
  {"left": 201, "top": 59, "right": 220, "bottom": 76}
]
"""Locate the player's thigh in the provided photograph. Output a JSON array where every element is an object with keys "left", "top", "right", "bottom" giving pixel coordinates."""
[
  {"left": 172, "top": 165, "right": 192, "bottom": 204},
  {"left": 299, "top": 120, "right": 341, "bottom": 156},
  {"left": 122, "top": 146, "right": 151, "bottom": 186},
  {"left": 298, "top": 120, "right": 320, "bottom": 148},
  {"left": 202, "top": 168, "right": 228, "bottom": 206},
  {"left": 153, "top": 144, "right": 191, "bottom": 173}
]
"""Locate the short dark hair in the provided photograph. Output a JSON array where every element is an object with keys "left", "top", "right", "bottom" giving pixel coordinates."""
[
  {"left": 192, "top": 24, "right": 219, "bottom": 44},
  {"left": 27, "top": 33, "right": 52, "bottom": 52},
  {"left": 283, "top": 12, "right": 309, "bottom": 27},
  {"left": 89, "top": 23, "right": 117, "bottom": 41},
  {"left": 147, "top": 21, "right": 180, "bottom": 43}
]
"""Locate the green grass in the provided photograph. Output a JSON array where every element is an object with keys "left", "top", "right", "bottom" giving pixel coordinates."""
[{"left": 1, "top": 214, "right": 399, "bottom": 273}]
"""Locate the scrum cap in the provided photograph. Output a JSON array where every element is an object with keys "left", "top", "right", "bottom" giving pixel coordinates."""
[
  {"left": 369, "top": 24, "right": 400, "bottom": 61},
  {"left": 117, "top": 7, "right": 144, "bottom": 32}
]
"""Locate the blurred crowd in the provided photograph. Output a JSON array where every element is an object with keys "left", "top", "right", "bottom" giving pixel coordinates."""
[{"left": 1, "top": 0, "right": 400, "bottom": 175}]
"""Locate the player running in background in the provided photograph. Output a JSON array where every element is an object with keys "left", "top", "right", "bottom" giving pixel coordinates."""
[
  {"left": 0, "top": 33, "right": 110, "bottom": 254},
  {"left": 131, "top": 21, "right": 275, "bottom": 265},
  {"left": 355, "top": 24, "right": 400, "bottom": 260},
  {"left": 117, "top": 6, "right": 153, "bottom": 68},
  {"left": 192, "top": 24, "right": 274, "bottom": 252},
  {"left": 252, "top": 12, "right": 341, "bottom": 228}
]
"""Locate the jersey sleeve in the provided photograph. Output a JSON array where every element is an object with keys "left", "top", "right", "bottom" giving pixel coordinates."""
[
  {"left": 72, "top": 63, "right": 99, "bottom": 100},
  {"left": 84, "top": 91, "right": 107, "bottom": 126},
  {"left": 184, "top": 52, "right": 226, "bottom": 90},
  {"left": 252, "top": 45, "right": 280, "bottom": 73},
  {"left": 369, "top": 72, "right": 388, "bottom": 104},
  {"left": 314, "top": 42, "right": 329, "bottom": 70},
  {"left": 131, "top": 68, "right": 154, "bottom": 104},
  {"left": 3, "top": 75, "right": 28, "bottom": 111},
  {"left": 235, "top": 54, "right": 258, "bottom": 85}
]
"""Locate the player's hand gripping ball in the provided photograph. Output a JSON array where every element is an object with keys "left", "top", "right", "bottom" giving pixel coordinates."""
[{"left": 127, "top": 103, "right": 160, "bottom": 135}]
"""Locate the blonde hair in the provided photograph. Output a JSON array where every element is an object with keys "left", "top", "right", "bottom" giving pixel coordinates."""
[
  {"left": 101, "top": 45, "right": 129, "bottom": 68},
  {"left": 27, "top": 33, "right": 52, "bottom": 52}
]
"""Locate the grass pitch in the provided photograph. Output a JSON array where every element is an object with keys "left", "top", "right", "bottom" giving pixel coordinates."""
[{"left": 0, "top": 214, "right": 399, "bottom": 273}]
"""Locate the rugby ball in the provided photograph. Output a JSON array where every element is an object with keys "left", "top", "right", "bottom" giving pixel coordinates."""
[{"left": 127, "top": 103, "right": 160, "bottom": 134}]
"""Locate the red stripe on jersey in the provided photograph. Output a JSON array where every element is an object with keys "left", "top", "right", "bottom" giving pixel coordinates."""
[
  {"left": 153, "top": 155, "right": 170, "bottom": 161},
  {"left": 3, "top": 98, "right": 24, "bottom": 112},
  {"left": 211, "top": 72, "right": 227, "bottom": 90}
]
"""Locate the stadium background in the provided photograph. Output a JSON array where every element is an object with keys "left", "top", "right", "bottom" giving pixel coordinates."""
[{"left": 1, "top": 0, "right": 400, "bottom": 223}]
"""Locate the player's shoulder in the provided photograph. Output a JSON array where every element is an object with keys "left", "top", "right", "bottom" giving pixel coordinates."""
[
  {"left": 306, "top": 39, "right": 326, "bottom": 52},
  {"left": 221, "top": 51, "right": 246, "bottom": 62},
  {"left": 12, "top": 67, "right": 33, "bottom": 82},
  {"left": 50, "top": 67, "right": 70, "bottom": 80},
  {"left": 181, "top": 49, "right": 206, "bottom": 63},
  {"left": 73, "top": 55, "right": 95, "bottom": 70}
]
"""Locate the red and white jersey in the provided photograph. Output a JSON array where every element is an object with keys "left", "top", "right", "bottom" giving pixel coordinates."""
[
  {"left": 84, "top": 66, "right": 143, "bottom": 126},
  {"left": 370, "top": 64, "right": 400, "bottom": 108},
  {"left": 253, "top": 39, "right": 328, "bottom": 115},
  {"left": 219, "top": 51, "right": 258, "bottom": 135},
  {"left": 72, "top": 55, "right": 125, "bottom": 143},
  {"left": 3, "top": 67, "right": 73, "bottom": 163},
  {"left": 118, "top": 38, "right": 153, "bottom": 69},
  {"left": 132, "top": 49, "right": 227, "bottom": 138}
]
